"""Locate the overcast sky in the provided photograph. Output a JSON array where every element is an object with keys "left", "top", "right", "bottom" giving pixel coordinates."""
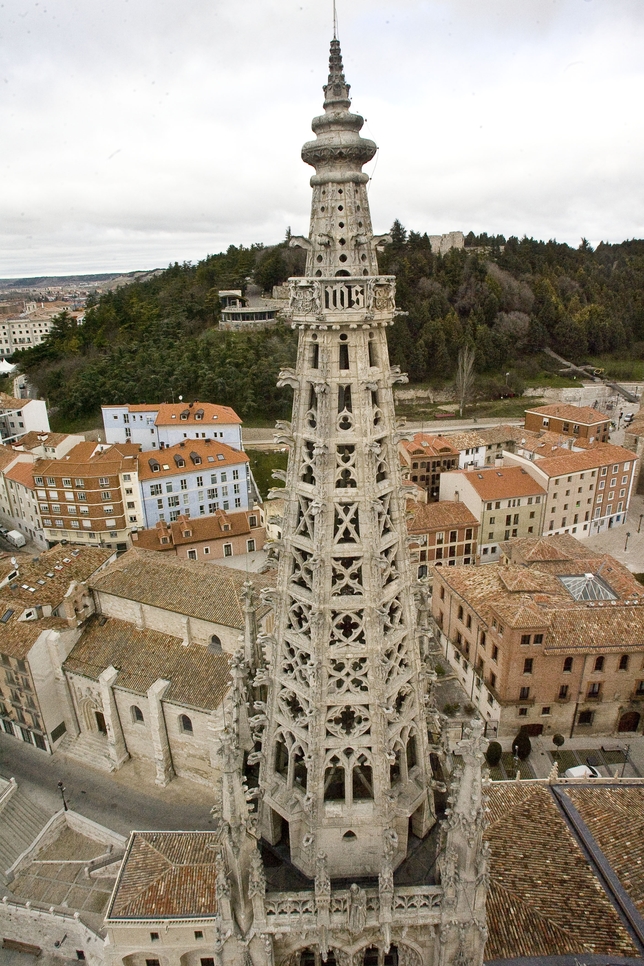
[{"left": 2, "top": 0, "right": 643, "bottom": 277}]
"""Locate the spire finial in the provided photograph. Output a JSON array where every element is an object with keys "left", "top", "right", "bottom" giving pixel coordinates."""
[{"left": 333, "top": 0, "right": 338, "bottom": 40}]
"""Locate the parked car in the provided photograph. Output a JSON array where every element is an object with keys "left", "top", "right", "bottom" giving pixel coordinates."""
[{"left": 564, "top": 764, "right": 600, "bottom": 779}]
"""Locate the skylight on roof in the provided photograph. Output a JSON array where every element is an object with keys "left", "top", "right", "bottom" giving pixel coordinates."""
[{"left": 559, "top": 574, "right": 617, "bottom": 601}]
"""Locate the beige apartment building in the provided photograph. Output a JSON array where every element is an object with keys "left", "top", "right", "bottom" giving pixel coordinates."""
[
  {"left": 406, "top": 500, "right": 479, "bottom": 576},
  {"left": 504, "top": 442, "right": 638, "bottom": 537},
  {"left": 439, "top": 465, "right": 546, "bottom": 563}
]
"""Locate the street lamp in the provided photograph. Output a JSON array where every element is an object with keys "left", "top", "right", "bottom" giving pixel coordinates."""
[
  {"left": 638, "top": 514, "right": 643, "bottom": 534},
  {"left": 505, "top": 372, "right": 510, "bottom": 386},
  {"left": 625, "top": 531, "right": 631, "bottom": 552},
  {"left": 57, "top": 780, "right": 68, "bottom": 811}
]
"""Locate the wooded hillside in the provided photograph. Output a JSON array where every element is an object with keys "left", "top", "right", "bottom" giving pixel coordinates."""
[{"left": 12, "top": 227, "right": 644, "bottom": 425}]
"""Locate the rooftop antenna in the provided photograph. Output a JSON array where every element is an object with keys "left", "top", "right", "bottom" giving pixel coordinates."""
[{"left": 333, "top": 0, "right": 338, "bottom": 39}]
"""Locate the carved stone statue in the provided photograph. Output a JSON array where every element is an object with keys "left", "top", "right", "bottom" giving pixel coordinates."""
[{"left": 348, "top": 884, "right": 367, "bottom": 934}]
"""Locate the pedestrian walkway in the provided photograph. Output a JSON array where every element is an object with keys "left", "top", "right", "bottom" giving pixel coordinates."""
[
  {"left": 584, "top": 490, "right": 644, "bottom": 573},
  {"left": 498, "top": 732, "right": 644, "bottom": 780}
]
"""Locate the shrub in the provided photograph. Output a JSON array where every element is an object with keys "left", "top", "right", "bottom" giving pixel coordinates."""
[
  {"left": 512, "top": 729, "right": 532, "bottom": 760},
  {"left": 434, "top": 663, "right": 446, "bottom": 677},
  {"left": 486, "top": 741, "right": 502, "bottom": 767},
  {"left": 552, "top": 733, "right": 565, "bottom": 749},
  {"left": 442, "top": 702, "right": 460, "bottom": 717}
]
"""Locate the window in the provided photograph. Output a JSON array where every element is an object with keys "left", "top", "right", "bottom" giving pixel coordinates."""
[
  {"left": 541, "top": 707, "right": 551, "bottom": 716},
  {"left": 492, "top": 645, "right": 498, "bottom": 661},
  {"left": 518, "top": 707, "right": 528, "bottom": 717},
  {"left": 489, "top": 516, "right": 495, "bottom": 525},
  {"left": 520, "top": 634, "right": 531, "bottom": 646},
  {"left": 187, "top": 549, "right": 197, "bottom": 560},
  {"left": 587, "top": 682, "right": 601, "bottom": 698},
  {"left": 150, "top": 483, "right": 162, "bottom": 496},
  {"left": 558, "top": 684, "right": 569, "bottom": 699},
  {"left": 594, "top": 656, "right": 604, "bottom": 672},
  {"left": 98, "top": 477, "right": 109, "bottom": 487},
  {"left": 131, "top": 705, "right": 144, "bottom": 723},
  {"left": 619, "top": 654, "right": 629, "bottom": 671},
  {"left": 519, "top": 686, "right": 530, "bottom": 700},
  {"left": 523, "top": 658, "right": 533, "bottom": 674},
  {"left": 247, "top": 539, "right": 256, "bottom": 553},
  {"left": 533, "top": 633, "right": 543, "bottom": 645},
  {"left": 223, "top": 543, "right": 233, "bottom": 557},
  {"left": 578, "top": 709, "right": 594, "bottom": 725},
  {"left": 195, "top": 931, "right": 204, "bottom": 940},
  {"left": 180, "top": 714, "right": 193, "bottom": 733},
  {"left": 563, "top": 657, "right": 573, "bottom": 672}
]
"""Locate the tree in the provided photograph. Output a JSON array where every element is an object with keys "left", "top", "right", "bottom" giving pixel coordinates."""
[
  {"left": 485, "top": 741, "right": 502, "bottom": 767},
  {"left": 512, "top": 729, "right": 532, "bottom": 760},
  {"left": 455, "top": 345, "right": 476, "bottom": 416}
]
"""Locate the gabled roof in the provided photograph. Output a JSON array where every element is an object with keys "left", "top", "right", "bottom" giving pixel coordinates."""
[
  {"left": 133, "top": 509, "right": 260, "bottom": 552},
  {"left": 407, "top": 500, "right": 478, "bottom": 534},
  {"left": 155, "top": 402, "right": 242, "bottom": 426},
  {"left": 0, "top": 546, "right": 113, "bottom": 609},
  {"left": 107, "top": 831, "right": 219, "bottom": 920},
  {"left": 525, "top": 403, "right": 610, "bottom": 425},
  {"left": 534, "top": 442, "right": 637, "bottom": 477},
  {"left": 89, "top": 548, "right": 274, "bottom": 628},
  {"left": 137, "top": 439, "right": 248, "bottom": 481},
  {"left": 400, "top": 433, "right": 459, "bottom": 459},
  {"left": 448, "top": 465, "right": 546, "bottom": 500},
  {"left": 64, "top": 615, "right": 231, "bottom": 710}
]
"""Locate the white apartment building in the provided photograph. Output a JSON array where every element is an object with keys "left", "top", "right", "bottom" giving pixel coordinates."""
[
  {"left": 0, "top": 314, "right": 55, "bottom": 355},
  {"left": 0, "top": 394, "right": 50, "bottom": 443},
  {"left": 102, "top": 401, "right": 243, "bottom": 452}
]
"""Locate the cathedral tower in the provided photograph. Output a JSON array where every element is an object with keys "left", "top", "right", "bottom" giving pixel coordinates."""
[{"left": 258, "top": 38, "right": 435, "bottom": 879}]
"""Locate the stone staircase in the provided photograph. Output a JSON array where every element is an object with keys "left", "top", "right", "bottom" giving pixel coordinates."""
[
  {"left": 55, "top": 731, "right": 116, "bottom": 772},
  {"left": 0, "top": 786, "right": 52, "bottom": 884}
]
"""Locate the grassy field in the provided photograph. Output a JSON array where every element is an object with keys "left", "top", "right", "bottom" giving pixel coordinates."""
[{"left": 248, "top": 449, "right": 288, "bottom": 502}]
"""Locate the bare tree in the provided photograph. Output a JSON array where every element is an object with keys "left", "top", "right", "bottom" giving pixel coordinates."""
[{"left": 455, "top": 346, "right": 476, "bottom": 417}]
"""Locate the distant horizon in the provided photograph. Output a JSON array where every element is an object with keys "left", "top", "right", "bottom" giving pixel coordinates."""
[{"left": 2, "top": 230, "right": 644, "bottom": 285}]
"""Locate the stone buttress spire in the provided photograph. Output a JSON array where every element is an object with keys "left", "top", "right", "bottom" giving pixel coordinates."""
[{"left": 258, "top": 39, "right": 435, "bottom": 879}]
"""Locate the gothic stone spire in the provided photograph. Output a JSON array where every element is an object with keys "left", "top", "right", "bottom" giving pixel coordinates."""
[{"left": 258, "top": 39, "right": 434, "bottom": 880}]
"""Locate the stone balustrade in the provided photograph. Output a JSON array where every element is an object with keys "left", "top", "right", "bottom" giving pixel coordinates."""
[{"left": 263, "top": 884, "right": 442, "bottom": 931}]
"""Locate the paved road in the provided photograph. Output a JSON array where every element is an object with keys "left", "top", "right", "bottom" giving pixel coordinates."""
[
  {"left": 242, "top": 416, "right": 523, "bottom": 448},
  {"left": 0, "top": 732, "right": 216, "bottom": 837}
]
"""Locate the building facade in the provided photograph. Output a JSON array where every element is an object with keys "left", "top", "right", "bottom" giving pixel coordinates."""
[
  {"left": 0, "top": 393, "right": 50, "bottom": 444},
  {"left": 432, "top": 535, "right": 644, "bottom": 738},
  {"left": 132, "top": 508, "right": 266, "bottom": 561},
  {"left": 138, "top": 439, "right": 251, "bottom": 528},
  {"left": 524, "top": 403, "right": 611, "bottom": 443},
  {"left": 399, "top": 433, "right": 459, "bottom": 500},
  {"left": 439, "top": 465, "right": 547, "bottom": 562},
  {"left": 102, "top": 401, "right": 243, "bottom": 452},
  {"left": 407, "top": 500, "right": 479, "bottom": 576}
]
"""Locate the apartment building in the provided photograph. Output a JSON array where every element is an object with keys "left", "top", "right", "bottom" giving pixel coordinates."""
[
  {"left": 398, "top": 433, "right": 459, "bottom": 500},
  {"left": 0, "top": 393, "right": 50, "bottom": 444},
  {"left": 432, "top": 535, "right": 644, "bottom": 738},
  {"left": 504, "top": 443, "right": 637, "bottom": 537},
  {"left": 439, "top": 465, "right": 547, "bottom": 562},
  {"left": 138, "top": 438, "right": 251, "bottom": 528},
  {"left": 33, "top": 442, "right": 144, "bottom": 551},
  {"left": 407, "top": 500, "right": 479, "bottom": 576},
  {"left": 0, "top": 313, "right": 55, "bottom": 356},
  {"left": 524, "top": 403, "right": 611, "bottom": 443},
  {"left": 132, "top": 508, "right": 266, "bottom": 561},
  {"left": 0, "top": 547, "right": 114, "bottom": 753},
  {"left": 102, "top": 401, "right": 243, "bottom": 452}
]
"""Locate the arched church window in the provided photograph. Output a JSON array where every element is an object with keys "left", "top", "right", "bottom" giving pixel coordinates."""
[
  {"left": 274, "top": 738, "right": 289, "bottom": 778},
  {"left": 208, "top": 635, "right": 222, "bottom": 654},
  {"left": 131, "top": 705, "right": 144, "bottom": 724},
  {"left": 406, "top": 733, "right": 418, "bottom": 771},
  {"left": 180, "top": 714, "right": 193, "bottom": 734},
  {"left": 352, "top": 755, "right": 373, "bottom": 800},
  {"left": 324, "top": 756, "right": 345, "bottom": 802}
]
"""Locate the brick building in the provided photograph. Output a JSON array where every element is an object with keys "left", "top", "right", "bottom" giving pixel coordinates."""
[
  {"left": 524, "top": 403, "right": 611, "bottom": 443},
  {"left": 131, "top": 508, "right": 266, "bottom": 561},
  {"left": 432, "top": 535, "right": 644, "bottom": 738},
  {"left": 407, "top": 500, "right": 479, "bottom": 576},
  {"left": 398, "top": 433, "right": 459, "bottom": 500},
  {"left": 439, "top": 465, "right": 546, "bottom": 563}
]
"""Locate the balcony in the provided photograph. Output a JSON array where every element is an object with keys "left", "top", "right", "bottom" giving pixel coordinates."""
[{"left": 288, "top": 276, "right": 396, "bottom": 324}]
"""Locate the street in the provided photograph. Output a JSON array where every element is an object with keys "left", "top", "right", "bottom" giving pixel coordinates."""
[{"left": 0, "top": 732, "right": 216, "bottom": 837}]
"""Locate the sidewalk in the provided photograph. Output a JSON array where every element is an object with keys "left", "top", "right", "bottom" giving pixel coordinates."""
[
  {"left": 583, "top": 490, "right": 644, "bottom": 573},
  {"left": 494, "top": 732, "right": 644, "bottom": 780}
]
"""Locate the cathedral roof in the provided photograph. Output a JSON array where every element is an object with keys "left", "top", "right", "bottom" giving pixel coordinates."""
[
  {"left": 485, "top": 782, "right": 640, "bottom": 959},
  {"left": 107, "top": 831, "right": 219, "bottom": 920}
]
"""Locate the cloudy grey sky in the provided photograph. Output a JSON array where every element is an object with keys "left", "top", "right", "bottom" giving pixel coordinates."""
[{"left": 1, "top": 0, "right": 643, "bottom": 277}]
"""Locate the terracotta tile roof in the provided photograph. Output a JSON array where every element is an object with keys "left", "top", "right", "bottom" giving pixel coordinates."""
[
  {"left": 89, "top": 548, "right": 274, "bottom": 628},
  {"left": 12, "top": 431, "right": 70, "bottom": 451},
  {"left": 4, "top": 460, "right": 35, "bottom": 487},
  {"left": 0, "top": 600, "right": 67, "bottom": 658},
  {"left": 526, "top": 403, "right": 610, "bottom": 424},
  {"left": 0, "top": 546, "right": 113, "bottom": 609},
  {"left": 133, "top": 509, "right": 259, "bottom": 552},
  {"left": 474, "top": 424, "right": 523, "bottom": 447},
  {"left": 0, "top": 392, "right": 28, "bottom": 411},
  {"left": 64, "top": 615, "right": 231, "bottom": 710},
  {"left": 406, "top": 500, "right": 478, "bottom": 534},
  {"left": 0, "top": 444, "right": 21, "bottom": 471},
  {"left": 515, "top": 428, "right": 581, "bottom": 457},
  {"left": 400, "top": 433, "right": 459, "bottom": 458},
  {"left": 500, "top": 533, "right": 588, "bottom": 563},
  {"left": 440, "top": 430, "right": 486, "bottom": 451},
  {"left": 32, "top": 442, "right": 141, "bottom": 479},
  {"left": 545, "top": 604, "right": 644, "bottom": 653},
  {"left": 446, "top": 465, "right": 546, "bottom": 501},
  {"left": 107, "top": 831, "right": 219, "bottom": 920},
  {"left": 535, "top": 442, "right": 637, "bottom": 477},
  {"left": 155, "top": 402, "right": 242, "bottom": 426},
  {"left": 566, "top": 786, "right": 644, "bottom": 916},
  {"left": 138, "top": 438, "right": 248, "bottom": 481},
  {"left": 485, "top": 782, "right": 637, "bottom": 959}
]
